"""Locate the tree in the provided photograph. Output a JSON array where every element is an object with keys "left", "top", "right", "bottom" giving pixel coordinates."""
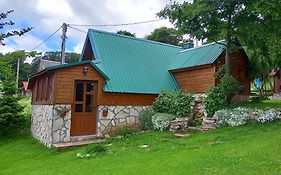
[
  {"left": 0, "top": 10, "right": 33, "bottom": 46},
  {"left": 145, "top": 27, "right": 182, "bottom": 46},
  {"left": 116, "top": 30, "right": 135, "bottom": 37},
  {"left": 40, "top": 51, "right": 80, "bottom": 63},
  {"left": 0, "top": 55, "right": 24, "bottom": 133},
  {"left": 158, "top": 0, "right": 261, "bottom": 74}
]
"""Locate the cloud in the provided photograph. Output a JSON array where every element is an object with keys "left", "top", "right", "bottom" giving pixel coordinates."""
[{"left": 0, "top": 0, "right": 187, "bottom": 54}]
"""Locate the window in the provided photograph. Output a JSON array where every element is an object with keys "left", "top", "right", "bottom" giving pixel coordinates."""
[
  {"left": 34, "top": 74, "right": 53, "bottom": 103},
  {"left": 74, "top": 81, "right": 94, "bottom": 113}
]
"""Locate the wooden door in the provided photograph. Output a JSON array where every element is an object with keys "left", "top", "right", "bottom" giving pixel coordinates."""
[{"left": 71, "top": 81, "right": 97, "bottom": 136}]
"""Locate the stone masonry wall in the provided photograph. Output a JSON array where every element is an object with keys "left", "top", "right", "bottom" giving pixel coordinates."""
[
  {"left": 31, "top": 105, "right": 53, "bottom": 147},
  {"left": 31, "top": 104, "right": 71, "bottom": 147},
  {"left": 52, "top": 104, "right": 71, "bottom": 144},
  {"left": 97, "top": 106, "right": 148, "bottom": 135}
]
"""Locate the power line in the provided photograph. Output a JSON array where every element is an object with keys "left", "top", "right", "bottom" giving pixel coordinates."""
[
  {"left": 68, "top": 25, "right": 87, "bottom": 33},
  {"left": 69, "top": 19, "right": 163, "bottom": 27},
  {"left": 31, "top": 26, "right": 62, "bottom": 51}
]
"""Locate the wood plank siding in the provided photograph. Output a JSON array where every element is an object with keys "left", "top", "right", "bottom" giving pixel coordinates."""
[
  {"left": 54, "top": 64, "right": 157, "bottom": 105},
  {"left": 215, "top": 51, "right": 250, "bottom": 95},
  {"left": 31, "top": 71, "right": 55, "bottom": 105},
  {"left": 172, "top": 65, "right": 216, "bottom": 93}
]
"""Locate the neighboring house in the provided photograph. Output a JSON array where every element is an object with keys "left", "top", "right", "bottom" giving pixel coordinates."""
[
  {"left": 28, "top": 29, "right": 250, "bottom": 147},
  {"left": 37, "top": 58, "right": 60, "bottom": 72},
  {"left": 21, "top": 81, "right": 30, "bottom": 96},
  {"left": 270, "top": 69, "right": 281, "bottom": 94}
]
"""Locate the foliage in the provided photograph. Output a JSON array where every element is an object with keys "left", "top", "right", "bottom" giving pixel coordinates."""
[
  {"left": 151, "top": 113, "right": 176, "bottom": 131},
  {"left": 35, "top": 51, "right": 80, "bottom": 64},
  {"left": 215, "top": 107, "right": 252, "bottom": 127},
  {"left": 0, "top": 10, "right": 33, "bottom": 45},
  {"left": 205, "top": 75, "right": 241, "bottom": 116},
  {"left": 85, "top": 144, "right": 107, "bottom": 155},
  {"left": 116, "top": 30, "right": 135, "bottom": 37},
  {"left": 152, "top": 90, "right": 194, "bottom": 117},
  {"left": 220, "top": 75, "right": 243, "bottom": 104},
  {"left": 255, "top": 109, "right": 279, "bottom": 123},
  {"left": 145, "top": 27, "right": 182, "bottom": 46},
  {"left": 115, "top": 127, "right": 136, "bottom": 138},
  {"left": 204, "top": 86, "right": 226, "bottom": 117},
  {"left": 215, "top": 107, "right": 280, "bottom": 126},
  {"left": 0, "top": 66, "right": 24, "bottom": 133},
  {"left": 139, "top": 107, "right": 155, "bottom": 130}
]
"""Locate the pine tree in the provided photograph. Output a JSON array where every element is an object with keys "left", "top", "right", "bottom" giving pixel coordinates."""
[{"left": 0, "top": 66, "right": 24, "bottom": 132}]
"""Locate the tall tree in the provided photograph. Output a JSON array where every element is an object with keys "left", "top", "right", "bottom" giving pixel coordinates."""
[
  {"left": 116, "top": 30, "right": 135, "bottom": 37},
  {"left": 158, "top": 0, "right": 261, "bottom": 74},
  {"left": 0, "top": 10, "right": 33, "bottom": 46},
  {"left": 145, "top": 27, "right": 182, "bottom": 46}
]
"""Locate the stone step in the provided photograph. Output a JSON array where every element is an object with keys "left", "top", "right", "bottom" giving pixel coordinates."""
[{"left": 53, "top": 139, "right": 105, "bottom": 148}]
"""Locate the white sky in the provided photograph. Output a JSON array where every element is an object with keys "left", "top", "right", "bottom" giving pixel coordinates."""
[{"left": 0, "top": 0, "right": 187, "bottom": 55}]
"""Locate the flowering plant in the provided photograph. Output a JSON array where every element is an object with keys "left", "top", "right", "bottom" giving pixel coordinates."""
[{"left": 151, "top": 113, "right": 176, "bottom": 131}]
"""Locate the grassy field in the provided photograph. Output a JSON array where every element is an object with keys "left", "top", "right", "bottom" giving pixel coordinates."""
[
  {"left": 0, "top": 98, "right": 280, "bottom": 174},
  {"left": 1, "top": 122, "right": 281, "bottom": 175}
]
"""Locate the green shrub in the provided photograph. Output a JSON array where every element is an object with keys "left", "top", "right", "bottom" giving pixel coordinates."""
[
  {"left": 139, "top": 107, "right": 155, "bottom": 130},
  {"left": 205, "top": 86, "right": 226, "bottom": 117},
  {"left": 115, "top": 127, "right": 135, "bottom": 137},
  {"left": 85, "top": 144, "right": 107, "bottom": 155},
  {"left": 0, "top": 76, "right": 25, "bottom": 133},
  {"left": 152, "top": 91, "right": 194, "bottom": 117},
  {"left": 151, "top": 113, "right": 176, "bottom": 131},
  {"left": 205, "top": 75, "right": 242, "bottom": 117},
  {"left": 220, "top": 75, "right": 243, "bottom": 104}
]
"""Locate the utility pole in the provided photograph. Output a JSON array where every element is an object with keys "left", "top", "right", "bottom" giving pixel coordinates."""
[{"left": 61, "top": 23, "right": 67, "bottom": 65}]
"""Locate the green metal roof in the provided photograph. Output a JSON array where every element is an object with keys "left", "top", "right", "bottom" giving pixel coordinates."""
[
  {"left": 85, "top": 29, "right": 183, "bottom": 94},
  {"left": 169, "top": 42, "right": 225, "bottom": 70},
  {"left": 29, "top": 60, "right": 109, "bottom": 80}
]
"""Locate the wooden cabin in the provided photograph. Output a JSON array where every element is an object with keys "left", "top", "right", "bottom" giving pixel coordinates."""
[
  {"left": 270, "top": 69, "right": 281, "bottom": 94},
  {"left": 28, "top": 29, "right": 250, "bottom": 147}
]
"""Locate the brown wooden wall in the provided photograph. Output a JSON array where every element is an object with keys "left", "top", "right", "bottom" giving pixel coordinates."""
[
  {"left": 31, "top": 72, "right": 55, "bottom": 105},
  {"left": 215, "top": 51, "right": 250, "bottom": 95},
  {"left": 172, "top": 65, "right": 216, "bottom": 93},
  {"left": 54, "top": 64, "right": 157, "bottom": 105}
]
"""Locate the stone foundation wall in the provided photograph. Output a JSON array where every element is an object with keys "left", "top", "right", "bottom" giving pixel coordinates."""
[
  {"left": 31, "top": 105, "right": 53, "bottom": 147},
  {"left": 52, "top": 104, "right": 71, "bottom": 144},
  {"left": 31, "top": 104, "right": 71, "bottom": 147},
  {"left": 97, "top": 106, "right": 148, "bottom": 135}
]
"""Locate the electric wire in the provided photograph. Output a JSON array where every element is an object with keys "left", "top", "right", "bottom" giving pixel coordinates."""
[
  {"left": 31, "top": 26, "right": 62, "bottom": 51},
  {"left": 69, "top": 19, "right": 162, "bottom": 27}
]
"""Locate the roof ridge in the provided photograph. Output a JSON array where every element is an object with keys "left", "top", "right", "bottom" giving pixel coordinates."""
[
  {"left": 178, "top": 40, "right": 225, "bottom": 54},
  {"left": 88, "top": 28, "right": 182, "bottom": 49}
]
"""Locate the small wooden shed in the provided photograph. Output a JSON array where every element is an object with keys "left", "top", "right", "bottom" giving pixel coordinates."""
[{"left": 28, "top": 29, "right": 250, "bottom": 147}]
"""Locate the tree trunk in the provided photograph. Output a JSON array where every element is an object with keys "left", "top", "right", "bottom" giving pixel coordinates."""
[{"left": 225, "top": 15, "right": 232, "bottom": 75}]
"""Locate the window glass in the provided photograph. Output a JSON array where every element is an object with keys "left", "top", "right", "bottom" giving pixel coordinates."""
[
  {"left": 75, "top": 104, "right": 83, "bottom": 112},
  {"left": 86, "top": 83, "right": 94, "bottom": 93},
  {"left": 75, "top": 83, "right": 84, "bottom": 101},
  {"left": 85, "top": 94, "right": 93, "bottom": 112}
]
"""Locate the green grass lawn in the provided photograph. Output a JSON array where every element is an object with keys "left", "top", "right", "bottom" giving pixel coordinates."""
[{"left": 1, "top": 122, "right": 281, "bottom": 175}]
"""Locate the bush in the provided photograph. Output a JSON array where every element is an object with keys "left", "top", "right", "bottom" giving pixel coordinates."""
[
  {"left": 205, "top": 86, "right": 226, "bottom": 117},
  {"left": 85, "top": 144, "right": 107, "bottom": 155},
  {"left": 214, "top": 107, "right": 280, "bottom": 127},
  {"left": 139, "top": 107, "right": 155, "bottom": 130},
  {"left": 220, "top": 75, "right": 242, "bottom": 104},
  {"left": 152, "top": 90, "right": 194, "bottom": 117},
  {"left": 214, "top": 107, "right": 252, "bottom": 126},
  {"left": 115, "top": 127, "right": 135, "bottom": 137},
  {"left": 205, "top": 75, "right": 242, "bottom": 117},
  {"left": 0, "top": 76, "right": 25, "bottom": 133},
  {"left": 151, "top": 113, "right": 176, "bottom": 131},
  {"left": 255, "top": 109, "right": 278, "bottom": 123}
]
